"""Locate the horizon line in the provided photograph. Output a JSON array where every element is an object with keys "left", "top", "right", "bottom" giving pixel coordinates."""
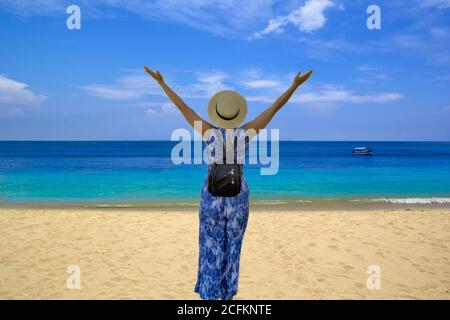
[{"left": 0, "top": 140, "right": 449, "bottom": 143}]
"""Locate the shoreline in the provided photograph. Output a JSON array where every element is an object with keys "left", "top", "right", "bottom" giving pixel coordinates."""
[{"left": 1, "top": 201, "right": 450, "bottom": 212}]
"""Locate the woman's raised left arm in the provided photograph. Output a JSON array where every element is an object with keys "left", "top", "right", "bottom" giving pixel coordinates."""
[{"left": 242, "top": 70, "right": 313, "bottom": 138}]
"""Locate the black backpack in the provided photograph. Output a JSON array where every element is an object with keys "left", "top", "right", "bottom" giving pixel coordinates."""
[{"left": 207, "top": 136, "right": 242, "bottom": 197}]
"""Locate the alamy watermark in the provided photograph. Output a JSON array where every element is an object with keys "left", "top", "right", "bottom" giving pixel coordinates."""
[
  {"left": 366, "top": 265, "right": 381, "bottom": 290},
  {"left": 170, "top": 121, "right": 279, "bottom": 175},
  {"left": 66, "top": 265, "right": 81, "bottom": 289},
  {"left": 64, "top": 4, "right": 380, "bottom": 31},
  {"left": 367, "top": 5, "right": 381, "bottom": 30},
  {"left": 64, "top": 4, "right": 381, "bottom": 31},
  {"left": 66, "top": 5, "right": 81, "bottom": 30}
]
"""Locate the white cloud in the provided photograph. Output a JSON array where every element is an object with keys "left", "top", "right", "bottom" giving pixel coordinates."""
[
  {"left": 143, "top": 102, "right": 178, "bottom": 116},
  {"left": 182, "top": 71, "right": 230, "bottom": 98},
  {"left": 247, "top": 88, "right": 403, "bottom": 104},
  {"left": 294, "top": 90, "right": 403, "bottom": 104},
  {"left": 0, "top": 75, "right": 46, "bottom": 106},
  {"left": 1, "top": 1, "right": 341, "bottom": 38},
  {"left": 238, "top": 68, "right": 286, "bottom": 89},
  {"left": 180, "top": 68, "right": 403, "bottom": 106},
  {"left": 161, "top": 102, "right": 177, "bottom": 113},
  {"left": 290, "top": 0, "right": 334, "bottom": 32},
  {"left": 144, "top": 108, "right": 158, "bottom": 116},
  {"left": 80, "top": 86, "right": 142, "bottom": 100},
  {"left": 121, "top": 0, "right": 275, "bottom": 36},
  {"left": 355, "top": 65, "right": 389, "bottom": 84},
  {"left": 0, "top": 0, "right": 277, "bottom": 37},
  {"left": 253, "top": 18, "right": 286, "bottom": 38},
  {"left": 254, "top": 0, "right": 334, "bottom": 38},
  {"left": 0, "top": 0, "right": 67, "bottom": 15},
  {"left": 79, "top": 70, "right": 230, "bottom": 102},
  {"left": 105, "top": 97, "right": 178, "bottom": 116},
  {"left": 418, "top": 0, "right": 450, "bottom": 9},
  {"left": 196, "top": 72, "right": 228, "bottom": 86},
  {"left": 79, "top": 73, "right": 161, "bottom": 100},
  {"left": 241, "top": 79, "right": 283, "bottom": 89},
  {"left": 80, "top": 69, "right": 403, "bottom": 114}
]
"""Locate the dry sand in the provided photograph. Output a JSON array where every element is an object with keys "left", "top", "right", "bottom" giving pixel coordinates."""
[{"left": 0, "top": 208, "right": 449, "bottom": 299}]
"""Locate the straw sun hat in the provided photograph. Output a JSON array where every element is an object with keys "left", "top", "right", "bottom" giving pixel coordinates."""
[{"left": 207, "top": 90, "right": 248, "bottom": 129}]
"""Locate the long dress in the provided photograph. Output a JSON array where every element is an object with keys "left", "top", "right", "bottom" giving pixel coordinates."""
[{"left": 194, "top": 127, "right": 250, "bottom": 300}]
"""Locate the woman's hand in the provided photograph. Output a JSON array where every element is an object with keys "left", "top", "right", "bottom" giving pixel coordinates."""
[
  {"left": 144, "top": 66, "right": 164, "bottom": 84},
  {"left": 293, "top": 70, "right": 313, "bottom": 88}
]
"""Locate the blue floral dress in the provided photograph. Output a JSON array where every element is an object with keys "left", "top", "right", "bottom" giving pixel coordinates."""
[{"left": 194, "top": 127, "right": 250, "bottom": 300}]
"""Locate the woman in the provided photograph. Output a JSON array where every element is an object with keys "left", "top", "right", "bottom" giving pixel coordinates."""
[{"left": 144, "top": 66, "right": 313, "bottom": 300}]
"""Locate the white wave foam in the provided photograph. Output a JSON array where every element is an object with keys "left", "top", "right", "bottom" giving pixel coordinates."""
[
  {"left": 254, "top": 200, "right": 289, "bottom": 205},
  {"left": 370, "top": 197, "right": 450, "bottom": 204},
  {"left": 172, "top": 203, "right": 198, "bottom": 206},
  {"left": 92, "top": 202, "right": 198, "bottom": 208},
  {"left": 94, "top": 204, "right": 133, "bottom": 208}
]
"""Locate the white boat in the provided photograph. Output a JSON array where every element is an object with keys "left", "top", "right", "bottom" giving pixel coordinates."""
[{"left": 352, "top": 147, "right": 373, "bottom": 155}]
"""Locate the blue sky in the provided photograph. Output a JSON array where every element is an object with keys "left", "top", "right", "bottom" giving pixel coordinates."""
[{"left": 0, "top": 0, "right": 449, "bottom": 140}]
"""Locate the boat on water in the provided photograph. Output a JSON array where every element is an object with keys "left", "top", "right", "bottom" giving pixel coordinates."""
[{"left": 352, "top": 147, "right": 373, "bottom": 155}]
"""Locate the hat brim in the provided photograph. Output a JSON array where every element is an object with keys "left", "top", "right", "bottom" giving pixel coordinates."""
[{"left": 207, "top": 90, "right": 248, "bottom": 129}]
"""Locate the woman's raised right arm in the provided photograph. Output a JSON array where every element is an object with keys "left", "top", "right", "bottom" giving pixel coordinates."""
[{"left": 144, "top": 66, "right": 215, "bottom": 136}]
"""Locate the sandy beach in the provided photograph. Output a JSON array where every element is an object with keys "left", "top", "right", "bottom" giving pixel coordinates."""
[{"left": 0, "top": 208, "right": 449, "bottom": 299}]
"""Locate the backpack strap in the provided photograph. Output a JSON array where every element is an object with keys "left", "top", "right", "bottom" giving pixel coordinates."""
[{"left": 222, "top": 134, "right": 238, "bottom": 164}]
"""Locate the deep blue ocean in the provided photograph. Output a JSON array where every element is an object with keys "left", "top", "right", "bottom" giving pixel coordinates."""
[{"left": 1, "top": 141, "right": 450, "bottom": 207}]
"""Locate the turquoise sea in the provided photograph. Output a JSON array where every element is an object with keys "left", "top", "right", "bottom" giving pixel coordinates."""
[{"left": 0, "top": 141, "right": 450, "bottom": 208}]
